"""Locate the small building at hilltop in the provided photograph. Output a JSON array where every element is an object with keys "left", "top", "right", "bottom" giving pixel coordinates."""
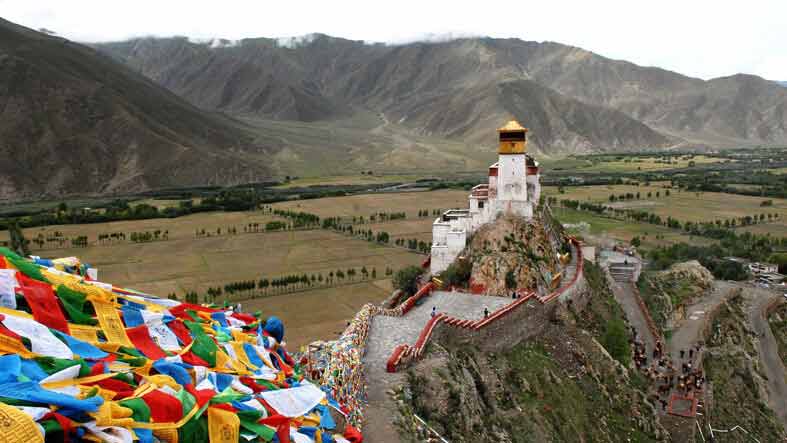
[{"left": 430, "top": 120, "right": 542, "bottom": 274}]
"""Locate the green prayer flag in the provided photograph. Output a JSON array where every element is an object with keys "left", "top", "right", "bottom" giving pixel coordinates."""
[
  {"left": 190, "top": 335, "right": 218, "bottom": 367},
  {"left": 34, "top": 356, "right": 81, "bottom": 375},
  {"left": 119, "top": 397, "right": 151, "bottom": 421},
  {"left": 56, "top": 285, "right": 98, "bottom": 325}
]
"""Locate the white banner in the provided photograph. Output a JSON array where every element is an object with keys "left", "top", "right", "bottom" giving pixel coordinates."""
[
  {"left": 140, "top": 311, "right": 180, "bottom": 351},
  {"left": 0, "top": 269, "right": 19, "bottom": 309},
  {"left": 0, "top": 314, "right": 72, "bottom": 359},
  {"left": 260, "top": 382, "right": 325, "bottom": 418}
]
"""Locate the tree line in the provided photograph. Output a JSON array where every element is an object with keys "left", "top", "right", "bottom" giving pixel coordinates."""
[{"left": 173, "top": 266, "right": 395, "bottom": 304}]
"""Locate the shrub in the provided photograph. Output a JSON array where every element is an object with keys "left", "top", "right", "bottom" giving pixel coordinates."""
[
  {"left": 440, "top": 259, "right": 472, "bottom": 288},
  {"left": 393, "top": 265, "right": 423, "bottom": 296}
]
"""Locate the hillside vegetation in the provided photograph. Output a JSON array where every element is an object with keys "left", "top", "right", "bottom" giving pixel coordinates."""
[
  {"left": 394, "top": 261, "right": 665, "bottom": 442},
  {"left": 700, "top": 294, "right": 785, "bottom": 440},
  {"left": 638, "top": 261, "right": 714, "bottom": 332}
]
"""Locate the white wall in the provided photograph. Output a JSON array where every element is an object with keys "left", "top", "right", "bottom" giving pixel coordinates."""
[{"left": 497, "top": 154, "right": 527, "bottom": 203}]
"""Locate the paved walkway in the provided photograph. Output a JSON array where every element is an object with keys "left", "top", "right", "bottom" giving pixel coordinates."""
[
  {"left": 364, "top": 291, "right": 511, "bottom": 389},
  {"left": 362, "top": 291, "right": 510, "bottom": 442},
  {"left": 609, "top": 277, "right": 656, "bottom": 356}
]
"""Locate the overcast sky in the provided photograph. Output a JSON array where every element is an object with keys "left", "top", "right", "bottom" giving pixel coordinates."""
[{"left": 1, "top": 0, "right": 785, "bottom": 80}]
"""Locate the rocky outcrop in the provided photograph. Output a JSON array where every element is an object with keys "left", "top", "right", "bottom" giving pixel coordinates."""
[
  {"left": 463, "top": 211, "right": 570, "bottom": 296},
  {"left": 700, "top": 294, "right": 785, "bottom": 439},
  {"left": 639, "top": 260, "right": 715, "bottom": 331}
]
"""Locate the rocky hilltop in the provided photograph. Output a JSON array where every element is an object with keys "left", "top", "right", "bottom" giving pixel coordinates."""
[
  {"left": 392, "top": 261, "right": 667, "bottom": 442},
  {"left": 639, "top": 260, "right": 715, "bottom": 331},
  {"left": 459, "top": 211, "right": 569, "bottom": 295}
]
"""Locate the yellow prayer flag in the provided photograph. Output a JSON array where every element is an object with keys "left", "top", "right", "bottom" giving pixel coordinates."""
[
  {"left": 208, "top": 407, "right": 240, "bottom": 443},
  {"left": 0, "top": 401, "right": 44, "bottom": 443}
]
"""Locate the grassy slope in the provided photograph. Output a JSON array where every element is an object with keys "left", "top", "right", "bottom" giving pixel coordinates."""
[
  {"left": 396, "top": 261, "right": 660, "bottom": 442},
  {"left": 700, "top": 295, "right": 784, "bottom": 441},
  {"left": 768, "top": 303, "right": 787, "bottom": 366}
]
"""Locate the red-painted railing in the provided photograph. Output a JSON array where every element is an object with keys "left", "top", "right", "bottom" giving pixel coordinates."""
[{"left": 385, "top": 238, "right": 584, "bottom": 372}]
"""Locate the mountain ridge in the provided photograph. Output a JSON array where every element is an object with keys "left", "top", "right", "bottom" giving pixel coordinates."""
[
  {"left": 95, "top": 33, "right": 787, "bottom": 150},
  {"left": 0, "top": 18, "right": 275, "bottom": 200}
]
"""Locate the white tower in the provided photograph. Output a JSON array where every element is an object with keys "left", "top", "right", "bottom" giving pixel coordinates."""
[{"left": 494, "top": 120, "right": 531, "bottom": 217}]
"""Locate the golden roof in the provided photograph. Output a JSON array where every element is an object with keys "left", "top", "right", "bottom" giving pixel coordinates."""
[{"left": 498, "top": 120, "right": 527, "bottom": 132}]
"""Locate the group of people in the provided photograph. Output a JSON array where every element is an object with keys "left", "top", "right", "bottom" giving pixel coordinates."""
[{"left": 630, "top": 326, "right": 706, "bottom": 413}]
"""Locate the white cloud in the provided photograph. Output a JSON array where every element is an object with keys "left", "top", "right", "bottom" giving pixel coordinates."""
[
  {"left": 0, "top": 0, "right": 784, "bottom": 80},
  {"left": 276, "top": 33, "right": 319, "bottom": 49}
]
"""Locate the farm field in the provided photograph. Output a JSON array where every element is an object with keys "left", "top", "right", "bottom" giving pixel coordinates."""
[
  {"left": 5, "top": 186, "right": 780, "bottom": 347},
  {"left": 546, "top": 155, "right": 729, "bottom": 173},
  {"left": 552, "top": 207, "right": 713, "bottom": 248},
  {"left": 546, "top": 185, "right": 787, "bottom": 225},
  {"left": 736, "top": 223, "right": 787, "bottom": 237},
  {"left": 0, "top": 210, "right": 423, "bottom": 298},
  {"left": 244, "top": 280, "right": 392, "bottom": 349},
  {"left": 2, "top": 210, "right": 282, "bottom": 247},
  {"left": 271, "top": 189, "right": 468, "bottom": 218},
  {"left": 272, "top": 173, "right": 436, "bottom": 189}
]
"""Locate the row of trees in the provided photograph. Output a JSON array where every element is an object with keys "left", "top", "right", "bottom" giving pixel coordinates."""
[
  {"left": 70, "top": 236, "right": 89, "bottom": 247},
  {"left": 394, "top": 238, "right": 431, "bottom": 254},
  {"left": 608, "top": 189, "right": 670, "bottom": 202},
  {"left": 129, "top": 230, "right": 169, "bottom": 243},
  {"left": 31, "top": 231, "right": 68, "bottom": 249},
  {"left": 272, "top": 209, "right": 320, "bottom": 228},
  {"left": 181, "top": 266, "right": 395, "bottom": 303},
  {"left": 2, "top": 189, "right": 276, "bottom": 231},
  {"left": 369, "top": 212, "right": 406, "bottom": 222},
  {"left": 416, "top": 209, "right": 442, "bottom": 217}
]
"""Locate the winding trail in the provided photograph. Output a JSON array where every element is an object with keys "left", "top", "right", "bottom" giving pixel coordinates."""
[
  {"left": 666, "top": 281, "right": 737, "bottom": 363},
  {"left": 746, "top": 287, "right": 787, "bottom": 428}
]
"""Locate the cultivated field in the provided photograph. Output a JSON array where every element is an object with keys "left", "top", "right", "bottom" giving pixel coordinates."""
[
  {"left": 6, "top": 185, "right": 781, "bottom": 347},
  {"left": 554, "top": 208, "right": 713, "bottom": 248},
  {"left": 546, "top": 185, "right": 787, "bottom": 225},
  {"left": 272, "top": 189, "right": 468, "bottom": 218},
  {"left": 543, "top": 155, "right": 728, "bottom": 174},
  {"left": 0, "top": 210, "right": 423, "bottom": 297},
  {"left": 244, "top": 280, "right": 392, "bottom": 349}
]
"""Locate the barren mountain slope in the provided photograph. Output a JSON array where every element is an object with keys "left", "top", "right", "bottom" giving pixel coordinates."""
[
  {"left": 0, "top": 19, "right": 273, "bottom": 199},
  {"left": 98, "top": 35, "right": 787, "bottom": 149}
]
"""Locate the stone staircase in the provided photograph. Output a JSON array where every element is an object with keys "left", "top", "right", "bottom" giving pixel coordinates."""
[
  {"left": 364, "top": 292, "right": 510, "bottom": 376},
  {"left": 361, "top": 292, "right": 511, "bottom": 443},
  {"left": 609, "top": 263, "right": 638, "bottom": 283}
]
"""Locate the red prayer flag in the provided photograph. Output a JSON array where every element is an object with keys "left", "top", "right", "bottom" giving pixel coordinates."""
[
  {"left": 126, "top": 325, "right": 168, "bottom": 360},
  {"left": 166, "top": 319, "right": 193, "bottom": 346},
  {"left": 142, "top": 389, "right": 183, "bottom": 423},
  {"left": 261, "top": 414, "right": 290, "bottom": 443},
  {"left": 19, "top": 275, "right": 70, "bottom": 333},
  {"left": 344, "top": 424, "right": 364, "bottom": 443}
]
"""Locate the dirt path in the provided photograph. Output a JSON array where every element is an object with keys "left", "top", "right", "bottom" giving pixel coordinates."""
[
  {"left": 666, "top": 281, "right": 737, "bottom": 362},
  {"left": 746, "top": 287, "right": 787, "bottom": 428}
]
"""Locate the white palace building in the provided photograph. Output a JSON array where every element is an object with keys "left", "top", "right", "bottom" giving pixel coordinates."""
[{"left": 430, "top": 120, "right": 542, "bottom": 274}]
